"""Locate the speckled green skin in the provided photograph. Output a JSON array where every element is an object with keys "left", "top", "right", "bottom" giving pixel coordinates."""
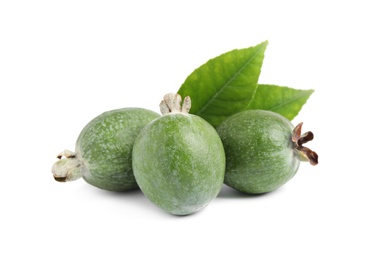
[
  {"left": 132, "top": 113, "right": 225, "bottom": 215},
  {"left": 216, "top": 110, "right": 300, "bottom": 194},
  {"left": 76, "top": 108, "right": 159, "bottom": 191}
]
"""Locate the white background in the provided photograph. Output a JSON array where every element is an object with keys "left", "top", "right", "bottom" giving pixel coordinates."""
[{"left": 1, "top": 1, "right": 368, "bottom": 259}]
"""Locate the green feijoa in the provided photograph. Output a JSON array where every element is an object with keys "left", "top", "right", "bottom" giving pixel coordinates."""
[
  {"left": 132, "top": 93, "right": 225, "bottom": 216},
  {"left": 216, "top": 110, "right": 318, "bottom": 194},
  {"left": 52, "top": 107, "right": 160, "bottom": 191}
]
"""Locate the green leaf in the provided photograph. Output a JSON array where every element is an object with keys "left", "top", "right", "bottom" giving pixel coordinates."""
[
  {"left": 177, "top": 41, "right": 268, "bottom": 127},
  {"left": 247, "top": 84, "right": 314, "bottom": 120}
]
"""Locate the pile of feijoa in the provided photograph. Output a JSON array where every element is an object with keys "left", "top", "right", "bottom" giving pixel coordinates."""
[{"left": 51, "top": 41, "right": 318, "bottom": 216}]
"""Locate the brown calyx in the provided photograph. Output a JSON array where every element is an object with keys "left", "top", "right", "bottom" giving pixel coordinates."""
[{"left": 292, "top": 122, "right": 318, "bottom": 166}]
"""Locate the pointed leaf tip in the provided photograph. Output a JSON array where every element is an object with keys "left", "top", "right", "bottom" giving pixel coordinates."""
[
  {"left": 177, "top": 41, "right": 269, "bottom": 127},
  {"left": 247, "top": 84, "right": 314, "bottom": 120}
]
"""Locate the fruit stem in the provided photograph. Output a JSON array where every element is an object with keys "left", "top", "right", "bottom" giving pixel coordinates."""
[
  {"left": 160, "top": 93, "right": 191, "bottom": 115},
  {"left": 292, "top": 123, "right": 319, "bottom": 166},
  {"left": 51, "top": 150, "right": 84, "bottom": 182}
]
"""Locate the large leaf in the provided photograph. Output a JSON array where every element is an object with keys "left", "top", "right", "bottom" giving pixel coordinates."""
[
  {"left": 177, "top": 41, "right": 268, "bottom": 127},
  {"left": 247, "top": 84, "right": 314, "bottom": 120}
]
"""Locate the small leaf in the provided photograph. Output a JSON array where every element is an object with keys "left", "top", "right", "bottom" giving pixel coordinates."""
[
  {"left": 178, "top": 41, "right": 268, "bottom": 127},
  {"left": 247, "top": 84, "right": 314, "bottom": 120}
]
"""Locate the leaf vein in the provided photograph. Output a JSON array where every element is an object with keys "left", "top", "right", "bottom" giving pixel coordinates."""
[
  {"left": 197, "top": 45, "right": 264, "bottom": 116},
  {"left": 267, "top": 92, "right": 312, "bottom": 111}
]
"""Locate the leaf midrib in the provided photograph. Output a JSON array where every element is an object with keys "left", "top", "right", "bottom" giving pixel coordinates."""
[
  {"left": 265, "top": 91, "right": 313, "bottom": 111},
  {"left": 196, "top": 44, "right": 265, "bottom": 116}
]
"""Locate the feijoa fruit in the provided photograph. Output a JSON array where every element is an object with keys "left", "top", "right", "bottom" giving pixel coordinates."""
[
  {"left": 132, "top": 93, "right": 225, "bottom": 215},
  {"left": 216, "top": 109, "right": 318, "bottom": 194},
  {"left": 52, "top": 108, "right": 160, "bottom": 191}
]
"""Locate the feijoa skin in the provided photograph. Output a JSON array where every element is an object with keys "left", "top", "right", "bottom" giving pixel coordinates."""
[
  {"left": 216, "top": 110, "right": 318, "bottom": 194},
  {"left": 132, "top": 94, "right": 225, "bottom": 215},
  {"left": 52, "top": 108, "right": 160, "bottom": 191}
]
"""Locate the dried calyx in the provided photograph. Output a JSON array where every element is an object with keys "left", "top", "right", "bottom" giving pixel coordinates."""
[
  {"left": 52, "top": 150, "right": 84, "bottom": 182},
  {"left": 292, "top": 122, "right": 318, "bottom": 166},
  {"left": 160, "top": 93, "right": 191, "bottom": 115}
]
